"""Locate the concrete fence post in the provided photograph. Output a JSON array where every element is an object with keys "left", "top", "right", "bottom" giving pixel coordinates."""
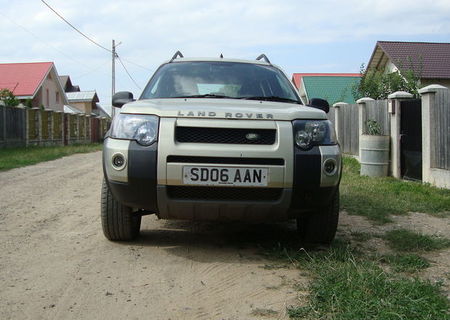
[
  {"left": 419, "top": 84, "right": 450, "bottom": 188},
  {"left": 86, "top": 115, "right": 91, "bottom": 143},
  {"left": 387, "top": 91, "right": 414, "bottom": 178},
  {"left": 66, "top": 114, "right": 71, "bottom": 144},
  {"left": 356, "top": 98, "right": 374, "bottom": 159},
  {"left": 61, "top": 112, "right": 66, "bottom": 145},
  {"left": 59, "top": 112, "right": 64, "bottom": 145},
  {"left": 77, "top": 114, "right": 81, "bottom": 142},
  {"left": 332, "top": 102, "right": 347, "bottom": 143},
  {"left": 37, "top": 109, "right": 42, "bottom": 145}
]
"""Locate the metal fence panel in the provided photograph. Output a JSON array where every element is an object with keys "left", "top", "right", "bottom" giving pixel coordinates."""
[
  {"left": 5, "top": 107, "right": 25, "bottom": 140},
  {"left": 0, "top": 105, "right": 4, "bottom": 141}
]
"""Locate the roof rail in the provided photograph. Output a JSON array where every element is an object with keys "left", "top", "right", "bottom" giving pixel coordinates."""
[
  {"left": 170, "top": 51, "right": 184, "bottom": 62},
  {"left": 256, "top": 54, "right": 271, "bottom": 64}
]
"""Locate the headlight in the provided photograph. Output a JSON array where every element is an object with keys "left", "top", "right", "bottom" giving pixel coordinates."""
[
  {"left": 110, "top": 114, "right": 159, "bottom": 146},
  {"left": 293, "top": 120, "right": 336, "bottom": 150}
]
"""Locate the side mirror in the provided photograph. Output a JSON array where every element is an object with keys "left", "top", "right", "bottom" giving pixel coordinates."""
[
  {"left": 309, "top": 98, "right": 330, "bottom": 114},
  {"left": 112, "top": 91, "right": 134, "bottom": 108}
]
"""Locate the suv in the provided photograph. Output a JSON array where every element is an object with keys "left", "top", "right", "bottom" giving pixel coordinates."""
[{"left": 102, "top": 52, "right": 342, "bottom": 244}]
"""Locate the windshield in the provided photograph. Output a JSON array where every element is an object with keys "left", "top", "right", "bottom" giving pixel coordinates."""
[{"left": 140, "top": 61, "right": 301, "bottom": 104}]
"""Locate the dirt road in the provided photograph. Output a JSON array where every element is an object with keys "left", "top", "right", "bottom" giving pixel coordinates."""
[
  {"left": 0, "top": 151, "right": 305, "bottom": 320},
  {"left": 2, "top": 151, "right": 449, "bottom": 319}
]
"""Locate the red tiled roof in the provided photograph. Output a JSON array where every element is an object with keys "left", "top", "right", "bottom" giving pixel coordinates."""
[
  {"left": 370, "top": 41, "right": 450, "bottom": 79},
  {"left": 291, "top": 73, "right": 361, "bottom": 89},
  {"left": 0, "top": 62, "right": 53, "bottom": 97}
]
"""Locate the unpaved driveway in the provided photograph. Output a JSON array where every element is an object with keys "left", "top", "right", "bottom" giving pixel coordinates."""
[
  {"left": 0, "top": 151, "right": 304, "bottom": 320},
  {"left": 2, "top": 151, "right": 449, "bottom": 319}
]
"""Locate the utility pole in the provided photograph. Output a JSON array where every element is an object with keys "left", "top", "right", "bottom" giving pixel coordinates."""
[{"left": 111, "top": 39, "right": 117, "bottom": 119}]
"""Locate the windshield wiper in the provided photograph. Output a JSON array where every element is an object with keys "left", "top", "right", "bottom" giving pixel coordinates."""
[
  {"left": 240, "top": 96, "right": 301, "bottom": 104},
  {"left": 173, "top": 94, "right": 238, "bottom": 99}
]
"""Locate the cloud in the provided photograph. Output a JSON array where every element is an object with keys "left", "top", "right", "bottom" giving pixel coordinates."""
[{"left": 1, "top": 0, "right": 450, "bottom": 105}]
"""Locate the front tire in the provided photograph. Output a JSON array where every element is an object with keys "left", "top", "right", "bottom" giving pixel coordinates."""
[
  {"left": 297, "top": 190, "right": 339, "bottom": 245},
  {"left": 101, "top": 179, "right": 141, "bottom": 241}
]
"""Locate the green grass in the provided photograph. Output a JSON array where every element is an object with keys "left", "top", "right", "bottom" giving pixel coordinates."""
[
  {"left": 380, "top": 254, "right": 430, "bottom": 273},
  {"left": 264, "top": 240, "right": 449, "bottom": 320},
  {"left": 340, "top": 157, "right": 450, "bottom": 223},
  {"left": 262, "top": 158, "right": 450, "bottom": 319},
  {"left": 384, "top": 229, "right": 450, "bottom": 252},
  {"left": 289, "top": 260, "right": 449, "bottom": 320},
  {"left": 0, "top": 144, "right": 102, "bottom": 171}
]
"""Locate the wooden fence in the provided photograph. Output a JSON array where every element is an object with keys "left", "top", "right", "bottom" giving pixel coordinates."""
[
  {"left": 340, "top": 104, "right": 359, "bottom": 156},
  {"left": 0, "top": 106, "right": 26, "bottom": 147},
  {"left": 0, "top": 105, "right": 110, "bottom": 148},
  {"left": 364, "top": 100, "right": 390, "bottom": 135},
  {"left": 433, "top": 89, "right": 450, "bottom": 170},
  {"left": 329, "top": 99, "right": 390, "bottom": 156}
]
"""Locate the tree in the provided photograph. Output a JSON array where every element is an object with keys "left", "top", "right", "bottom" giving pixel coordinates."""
[
  {"left": 0, "top": 89, "right": 19, "bottom": 107},
  {"left": 353, "top": 60, "right": 422, "bottom": 100}
]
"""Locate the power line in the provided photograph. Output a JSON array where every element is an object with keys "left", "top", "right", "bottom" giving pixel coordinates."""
[
  {"left": 41, "top": 0, "right": 152, "bottom": 72},
  {"left": 117, "top": 55, "right": 142, "bottom": 90},
  {"left": 0, "top": 11, "right": 97, "bottom": 73},
  {"left": 121, "top": 57, "right": 152, "bottom": 72},
  {"left": 41, "top": 0, "right": 111, "bottom": 53},
  {"left": 74, "top": 60, "right": 112, "bottom": 79},
  {"left": 40, "top": 0, "right": 148, "bottom": 97}
]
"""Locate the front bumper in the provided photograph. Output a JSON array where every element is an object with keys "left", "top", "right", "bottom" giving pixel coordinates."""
[{"left": 103, "top": 118, "right": 341, "bottom": 221}]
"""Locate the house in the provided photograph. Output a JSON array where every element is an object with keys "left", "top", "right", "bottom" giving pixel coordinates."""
[
  {"left": 292, "top": 73, "right": 361, "bottom": 105},
  {"left": 59, "top": 76, "right": 109, "bottom": 118},
  {"left": 0, "top": 62, "right": 68, "bottom": 111},
  {"left": 66, "top": 91, "right": 101, "bottom": 115},
  {"left": 59, "top": 75, "right": 80, "bottom": 93},
  {"left": 93, "top": 103, "right": 111, "bottom": 118},
  {"left": 63, "top": 104, "right": 84, "bottom": 114},
  {"left": 367, "top": 41, "right": 450, "bottom": 89}
]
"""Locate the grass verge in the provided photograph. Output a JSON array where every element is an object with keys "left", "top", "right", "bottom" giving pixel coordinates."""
[
  {"left": 340, "top": 157, "right": 450, "bottom": 223},
  {"left": 384, "top": 229, "right": 450, "bottom": 252},
  {"left": 264, "top": 240, "right": 450, "bottom": 320},
  {"left": 0, "top": 144, "right": 102, "bottom": 171},
  {"left": 380, "top": 254, "right": 430, "bottom": 273}
]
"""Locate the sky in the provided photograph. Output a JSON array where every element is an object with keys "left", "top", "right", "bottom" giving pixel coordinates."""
[{"left": 1, "top": 0, "right": 450, "bottom": 114}]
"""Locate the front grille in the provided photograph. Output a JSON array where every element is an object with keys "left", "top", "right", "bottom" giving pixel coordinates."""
[
  {"left": 175, "top": 127, "right": 276, "bottom": 145},
  {"left": 167, "top": 156, "right": 284, "bottom": 165},
  {"left": 167, "top": 186, "right": 282, "bottom": 202}
]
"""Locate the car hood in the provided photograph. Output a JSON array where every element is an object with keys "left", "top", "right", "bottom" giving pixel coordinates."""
[{"left": 119, "top": 98, "right": 327, "bottom": 121}]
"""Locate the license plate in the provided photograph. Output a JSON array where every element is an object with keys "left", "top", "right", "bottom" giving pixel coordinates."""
[{"left": 183, "top": 166, "right": 268, "bottom": 187}]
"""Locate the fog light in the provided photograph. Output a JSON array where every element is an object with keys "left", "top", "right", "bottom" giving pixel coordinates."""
[
  {"left": 324, "top": 158, "right": 337, "bottom": 176},
  {"left": 112, "top": 153, "right": 126, "bottom": 170}
]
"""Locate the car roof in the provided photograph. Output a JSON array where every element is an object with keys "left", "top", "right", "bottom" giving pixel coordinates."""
[{"left": 164, "top": 57, "right": 279, "bottom": 67}]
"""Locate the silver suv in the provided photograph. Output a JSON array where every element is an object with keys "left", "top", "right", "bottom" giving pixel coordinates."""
[{"left": 101, "top": 53, "right": 342, "bottom": 244}]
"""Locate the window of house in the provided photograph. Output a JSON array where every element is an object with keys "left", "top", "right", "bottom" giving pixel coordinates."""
[
  {"left": 56, "top": 92, "right": 60, "bottom": 104},
  {"left": 46, "top": 89, "right": 49, "bottom": 106}
]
